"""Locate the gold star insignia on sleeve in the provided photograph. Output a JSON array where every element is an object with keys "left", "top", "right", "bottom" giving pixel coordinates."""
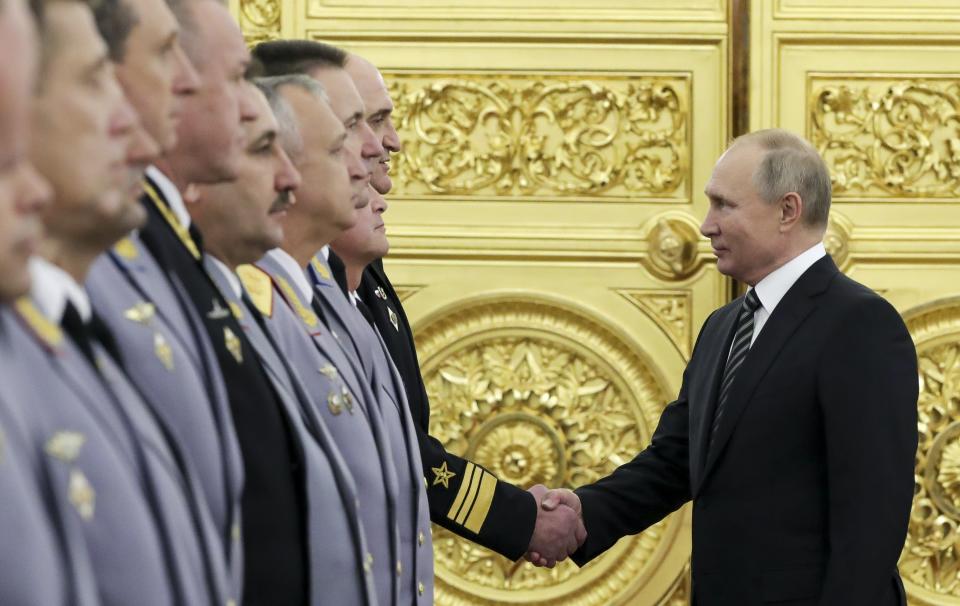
[{"left": 431, "top": 461, "right": 456, "bottom": 489}]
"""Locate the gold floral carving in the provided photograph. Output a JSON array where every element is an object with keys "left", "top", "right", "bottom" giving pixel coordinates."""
[
  {"left": 391, "top": 285, "right": 426, "bottom": 303},
  {"left": 415, "top": 298, "right": 689, "bottom": 605},
  {"left": 809, "top": 76, "right": 960, "bottom": 199},
  {"left": 387, "top": 73, "right": 690, "bottom": 200},
  {"left": 657, "top": 565, "right": 691, "bottom": 606},
  {"left": 616, "top": 290, "right": 692, "bottom": 359},
  {"left": 641, "top": 212, "right": 708, "bottom": 281},
  {"left": 900, "top": 298, "right": 960, "bottom": 604},
  {"left": 823, "top": 211, "right": 853, "bottom": 271},
  {"left": 237, "top": 0, "right": 281, "bottom": 45}
]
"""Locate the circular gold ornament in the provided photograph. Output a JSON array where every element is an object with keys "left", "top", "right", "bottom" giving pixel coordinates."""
[
  {"left": 901, "top": 298, "right": 960, "bottom": 604},
  {"left": 415, "top": 296, "right": 691, "bottom": 605}
]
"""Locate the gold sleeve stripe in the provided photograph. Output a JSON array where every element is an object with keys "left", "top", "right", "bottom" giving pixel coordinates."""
[
  {"left": 463, "top": 472, "right": 497, "bottom": 533},
  {"left": 447, "top": 462, "right": 476, "bottom": 521},
  {"left": 454, "top": 468, "right": 484, "bottom": 525}
]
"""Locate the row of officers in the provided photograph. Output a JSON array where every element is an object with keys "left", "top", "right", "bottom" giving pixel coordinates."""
[{"left": 0, "top": 0, "right": 585, "bottom": 603}]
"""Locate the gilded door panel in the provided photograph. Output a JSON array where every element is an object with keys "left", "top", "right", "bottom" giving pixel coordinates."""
[
  {"left": 234, "top": 1, "right": 732, "bottom": 603},
  {"left": 752, "top": 4, "right": 960, "bottom": 605}
]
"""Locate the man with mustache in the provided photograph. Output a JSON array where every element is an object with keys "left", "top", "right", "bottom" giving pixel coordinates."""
[
  {"left": 191, "top": 81, "right": 377, "bottom": 605},
  {"left": 84, "top": 0, "right": 246, "bottom": 594},
  {"left": 253, "top": 40, "right": 435, "bottom": 604}
]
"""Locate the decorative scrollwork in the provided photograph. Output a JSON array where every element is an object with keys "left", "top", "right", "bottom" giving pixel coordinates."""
[
  {"left": 900, "top": 299, "right": 960, "bottom": 602},
  {"left": 641, "top": 213, "right": 707, "bottom": 282},
  {"left": 809, "top": 77, "right": 960, "bottom": 198},
  {"left": 388, "top": 74, "right": 690, "bottom": 199},
  {"left": 416, "top": 297, "right": 689, "bottom": 605},
  {"left": 238, "top": 0, "right": 281, "bottom": 45},
  {"left": 617, "top": 290, "right": 692, "bottom": 358},
  {"left": 823, "top": 211, "right": 853, "bottom": 271}
]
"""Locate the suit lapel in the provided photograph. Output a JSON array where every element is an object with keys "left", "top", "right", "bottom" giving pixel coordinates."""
[
  {"left": 690, "top": 303, "right": 740, "bottom": 493},
  {"left": 701, "top": 256, "right": 839, "bottom": 482}
]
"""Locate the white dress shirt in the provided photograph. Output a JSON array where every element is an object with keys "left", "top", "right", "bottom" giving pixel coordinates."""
[
  {"left": 29, "top": 256, "right": 93, "bottom": 323},
  {"left": 265, "top": 248, "right": 314, "bottom": 302},
  {"left": 747, "top": 242, "right": 827, "bottom": 345},
  {"left": 206, "top": 256, "right": 242, "bottom": 299},
  {"left": 145, "top": 165, "right": 191, "bottom": 229}
]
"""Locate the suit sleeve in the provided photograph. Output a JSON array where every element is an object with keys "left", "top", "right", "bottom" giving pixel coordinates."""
[
  {"left": 419, "top": 424, "right": 537, "bottom": 560},
  {"left": 817, "top": 296, "right": 918, "bottom": 606}
]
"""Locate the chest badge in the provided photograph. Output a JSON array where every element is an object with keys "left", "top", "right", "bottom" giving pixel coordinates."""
[
  {"left": 388, "top": 307, "right": 399, "bottom": 332},
  {"left": 374, "top": 287, "right": 387, "bottom": 300},
  {"left": 224, "top": 327, "right": 243, "bottom": 364}
]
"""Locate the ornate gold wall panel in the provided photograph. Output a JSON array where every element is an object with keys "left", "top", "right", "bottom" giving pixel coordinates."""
[{"left": 752, "top": 3, "right": 960, "bottom": 605}]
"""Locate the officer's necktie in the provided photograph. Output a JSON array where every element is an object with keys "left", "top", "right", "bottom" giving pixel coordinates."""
[
  {"left": 711, "top": 289, "right": 762, "bottom": 444},
  {"left": 61, "top": 301, "right": 95, "bottom": 365}
]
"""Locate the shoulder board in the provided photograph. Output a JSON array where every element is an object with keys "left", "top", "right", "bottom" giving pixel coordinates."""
[
  {"left": 13, "top": 297, "right": 63, "bottom": 349},
  {"left": 310, "top": 257, "right": 331, "bottom": 281},
  {"left": 236, "top": 264, "right": 274, "bottom": 318},
  {"left": 112, "top": 237, "right": 139, "bottom": 261}
]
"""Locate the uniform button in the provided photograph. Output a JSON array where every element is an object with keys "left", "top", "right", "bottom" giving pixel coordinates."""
[
  {"left": 418, "top": 581, "right": 425, "bottom": 595},
  {"left": 418, "top": 531, "right": 425, "bottom": 546},
  {"left": 227, "top": 600, "right": 237, "bottom": 606},
  {"left": 364, "top": 552, "right": 373, "bottom": 573},
  {"left": 423, "top": 476, "right": 428, "bottom": 489},
  {"left": 396, "top": 560, "right": 403, "bottom": 576},
  {"left": 231, "top": 522, "right": 240, "bottom": 542}
]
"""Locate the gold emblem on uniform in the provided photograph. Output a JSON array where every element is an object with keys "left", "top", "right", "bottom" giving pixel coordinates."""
[
  {"left": 363, "top": 552, "right": 373, "bottom": 573},
  {"left": 45, "top": 431, "right": 86, "bottom": 462},
  {"left": 207, "top": 300, "right": 230, "bottom": 320},
  {"left": 328, "top": 392, "right": 343, "bottom": 415},
  {"left": 113, "top": 237, "right": 139, "bottom": 260},
  {"left": 123, "top": 301, "right": 156, "bottom": 325},
  {"left": 228, "top": 302, "right": 244, "bottom": 320},
  {"left": 310, "top": 258, "right": 331, "bottom": 281},
  {"left": 154, "top": 332, "right": 174, "bottom": 371},
  {"left": 431, "top": 461, "right": 456, "bottom": 489},
  {"left": 374, "top": 287, "right": 387, "bottom": 300},
  {"left": 388, "top": 307, "right": 399, "bottom": 331},
  {"left": 68, "top": 468, "right": 96, "bottom": 521},
  {"left": 341, "top": 385, "right": 354, "bottom": 414},
  {"left": 224, "top": 327, "right": 242, "bottom": 363},
  {"left": 276, "top": 277, "right": 318, "bottom": 328},
  {"left": 318, "top": 365, "right": 337, "bottom": 379}
]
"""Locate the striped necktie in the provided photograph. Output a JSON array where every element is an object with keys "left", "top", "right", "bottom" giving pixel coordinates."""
[{"left": 711, "top": 288, "right": 762, "bottom": 443}]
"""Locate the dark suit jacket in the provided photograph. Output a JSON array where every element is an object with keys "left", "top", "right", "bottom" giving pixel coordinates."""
[
  {"left": 358, "top": 259, "right": 538, "bottom": 560},
  {"left": 573, "top": 255, "right": 918, "bottom": 606}
]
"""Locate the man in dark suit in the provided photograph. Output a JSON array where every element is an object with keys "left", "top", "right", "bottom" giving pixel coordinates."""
[{"left": 535, "top": 129, "right": 919, "bottom": 605}]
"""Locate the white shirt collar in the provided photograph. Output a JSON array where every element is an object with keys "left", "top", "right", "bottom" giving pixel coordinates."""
[
  {"left": 207, "top": 255, "right": 242, "bottom": 299},
  {"left": 266, "top": 248, "right": 314, "bottom": 302},
  {"left": 320, "top": 245, "right": 330, "bottom": 261},
  {"left": 145, "top": 165, "right": 191, "bottom": 229},
  {"left": 752, "top": 242, "right": 827, "bottom": 315},
  {"left": 349, "top": 291, "right": 360, "bottom": 308},
  {"left": 29, "top": 256, "right": 92, "bottom": 323}
]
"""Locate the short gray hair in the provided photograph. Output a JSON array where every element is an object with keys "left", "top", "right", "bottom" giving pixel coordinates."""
[
  {"left": 732, "top": 128, "right": 832, "bottom": 228},
  {"left": 253, "top": 75, "right": 328, "bottom": 160}
]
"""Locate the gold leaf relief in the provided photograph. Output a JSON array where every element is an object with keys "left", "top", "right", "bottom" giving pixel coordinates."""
[
  {"left": 238, "top": 0, "right": 281, "bottom": 45},
  {"left": 901, "top": 299, "right": 960, "bottom": 603},
  {"left": 388, "top": 74, "right": 690, "bottom": 199},
  {"left": 809, "top": 76, "right": 960, "bottom": 199},
  {"left": 416, "top": 298, "right": 689, "bottom": 605},
  {"left": 617, "top": 289, "right": 692, "bottom": 358}
]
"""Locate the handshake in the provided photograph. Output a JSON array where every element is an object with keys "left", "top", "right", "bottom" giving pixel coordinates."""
[{"left": 523, "top": 484, "right": 587, "bottom": 568}]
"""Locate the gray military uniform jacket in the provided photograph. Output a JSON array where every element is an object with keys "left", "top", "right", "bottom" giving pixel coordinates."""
[
  {"left": 86, "top": 233, "right": 244, "bottom": 596},
  {"left": 0, "top": 323, "right": 98, "bottom": 606},
  {"left": 306, "top": 251, "right": 434, "bottom": 605},
  {"left": 244, "top": 251, "right": 404, "bottom": 605},
  {"left": 204, "top": 255, "right": 377, "bottom": 606},
  {"left": 0, "top": 293, "right": 223, "bottom": 606}
]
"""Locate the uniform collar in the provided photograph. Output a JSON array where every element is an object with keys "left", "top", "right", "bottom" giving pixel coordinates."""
[
  {"left": 266, "top": 248, "right": 314, "bottom": 302},
  {"left": 206, "top": 255, "right": 242, "bottom": 299},
  {"left": 752, "top": 242, "right": 826, "bottom": 315},
  {"left": 320, "top": 245, "right": 330, "bottom": 261},
  {"left": 145, "top": 165, "right": 191, "bottom": 229},
  {"left": 349, "top": 290, "right": 360, "bottom": 308},
  {"left": 29, "top": 256, "right": 92, "bottom": 323}
]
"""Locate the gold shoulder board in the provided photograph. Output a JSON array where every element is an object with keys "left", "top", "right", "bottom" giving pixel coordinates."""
[
  {"left": 13, "top": 297, "right": 63, "bottom": 349},
  {"left": 236, "top": 264, "right": 274, "bottom": 317}
]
